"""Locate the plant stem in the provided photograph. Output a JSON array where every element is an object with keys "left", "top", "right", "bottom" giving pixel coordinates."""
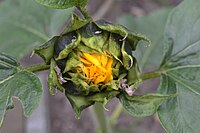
[
  {"left": 76, "top": 6, "right": 92, "bottom": 20},
  {"left": 24, "top": 64, "right": 50, "bottom": 73},
  {"left": 129, "top": 70, "right": 161, "bottom": 85},
  {"left": 109, "top": 102, "right": 123, "bottom": 125},
  {"left": 90, "top": 103, "right": 113, "bottom": 133},
  {"left": 140, "top": 70, "right": 161, "bottom": 81}
]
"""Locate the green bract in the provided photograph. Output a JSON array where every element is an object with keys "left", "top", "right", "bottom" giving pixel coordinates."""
[{"left": 35, "top": 14, "right": 149, "bottom": 117}]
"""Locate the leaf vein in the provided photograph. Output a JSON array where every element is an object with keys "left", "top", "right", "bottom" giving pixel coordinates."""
[
  {"left": 166, "top": 73, "right": 200, "bottom": 96},
  {"left": 0, "top": 75, "right": 14, "bottom": 84},
  {"left": 164, "top": 65, "right": 200, "bottom": 72},
  {"left": 171, "top": 39, "right": 200, "bottom": 58}
]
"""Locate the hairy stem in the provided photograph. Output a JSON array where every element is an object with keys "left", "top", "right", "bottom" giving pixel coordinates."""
[
  {"left": 24, "top": 64, "right": 50, "bottom": 73},
  {"left": 76, "top": 6, "right": 92, "bottom": 19},
  {"left": 129, "top": 70, "right": 161, "bottom": 85},
  {"left": 90, "top": 103, "right": 113, "bottom": 133},
  {"left": 140, "top": 70, "right": 161, "bottom": 81}
]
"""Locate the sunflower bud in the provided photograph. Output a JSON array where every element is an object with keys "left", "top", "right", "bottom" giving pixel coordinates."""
[{"left": 34, "top": 14, "right": 149, "bottom": 117}]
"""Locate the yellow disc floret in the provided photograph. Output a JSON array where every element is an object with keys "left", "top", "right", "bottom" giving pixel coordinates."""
[{"left": 78, "top": 51, "right": 113, "bottom": 85}]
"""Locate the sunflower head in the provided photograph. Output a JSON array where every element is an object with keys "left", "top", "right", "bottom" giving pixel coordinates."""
[
  {"left": 78, "top": 51, "right": 113, "bottom": 85},
  {"left": 34, "top": 14, "right": 149, "bottom": 117}
]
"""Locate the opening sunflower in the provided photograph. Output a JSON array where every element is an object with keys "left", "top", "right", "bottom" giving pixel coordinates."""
[{"left": 77, "top": 51, "right": 113, "bottom": 85}]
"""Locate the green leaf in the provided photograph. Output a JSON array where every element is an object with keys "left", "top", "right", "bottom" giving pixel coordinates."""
[
  {"left": 66, "top": 93, "right": 94, "bottom": 118},
  {"left": 80, "top": 22, "right": 109, "bottom": 53},
  {"left": 35, "top": 0, "right": 88, "bottom": 9},
  {"left": 119, "top": 93, "right": 177, "bottom": 117},
  {"left": 158, "top": 75, "right": 200, "bottom": 133},
  {"left": 0, "top": 0, "right": 72, "bottom": 59},
  {"left": 0, "top": 53, "right": 19, "bottom": 81},
  {"left": 66, "top": 90, "right": 119, "bottom": 118},
  {"left": 88, "top": 91, "right": 120, "bottom": 105},
  {"left": 94, "top": 20, "right": 150, "bottom": 51},
  {"left": 121, "top": 41, "right": 134, "bottom": 69},
  {"left": 34, "top": 36, "right": 59, "bottom": 64},
  {"left": 158, "top": 1, "right": 200, "bottom": 132},
  {"left": 35, "top": 14, "right": 90, "bottom": 64},
  {"left": 48, "top": 59, "right": 63, "bottom": 95},
  {"left": 0, "top": 53, "right": 42, "bottom": 128},
  {"left": 118, "top": 8, "right": 171, "bottom": 70},
  {"left": 62, "top": 14, "right": 91, "bottom": 34},
  {"left": 56, "top": 32, "right": 81, "bottom": 60}
]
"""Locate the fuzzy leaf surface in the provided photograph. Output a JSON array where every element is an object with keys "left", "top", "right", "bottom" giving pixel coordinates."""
[
  {"left": 35, "top": 0, "right": 88, "bottom": 9},
  {"left": 119, "top": 93, "right": 176, "bottom": 117},
  {"left": 0, "top": 53, "right": 42, "bottom": 128},
  {"left": 158, "top": 1, "right": 200, "bottom": 133}
]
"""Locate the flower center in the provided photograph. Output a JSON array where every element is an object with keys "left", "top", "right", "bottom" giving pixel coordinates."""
[{"left": 78, "top": 51, "right": 113, "bottom": 85}]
